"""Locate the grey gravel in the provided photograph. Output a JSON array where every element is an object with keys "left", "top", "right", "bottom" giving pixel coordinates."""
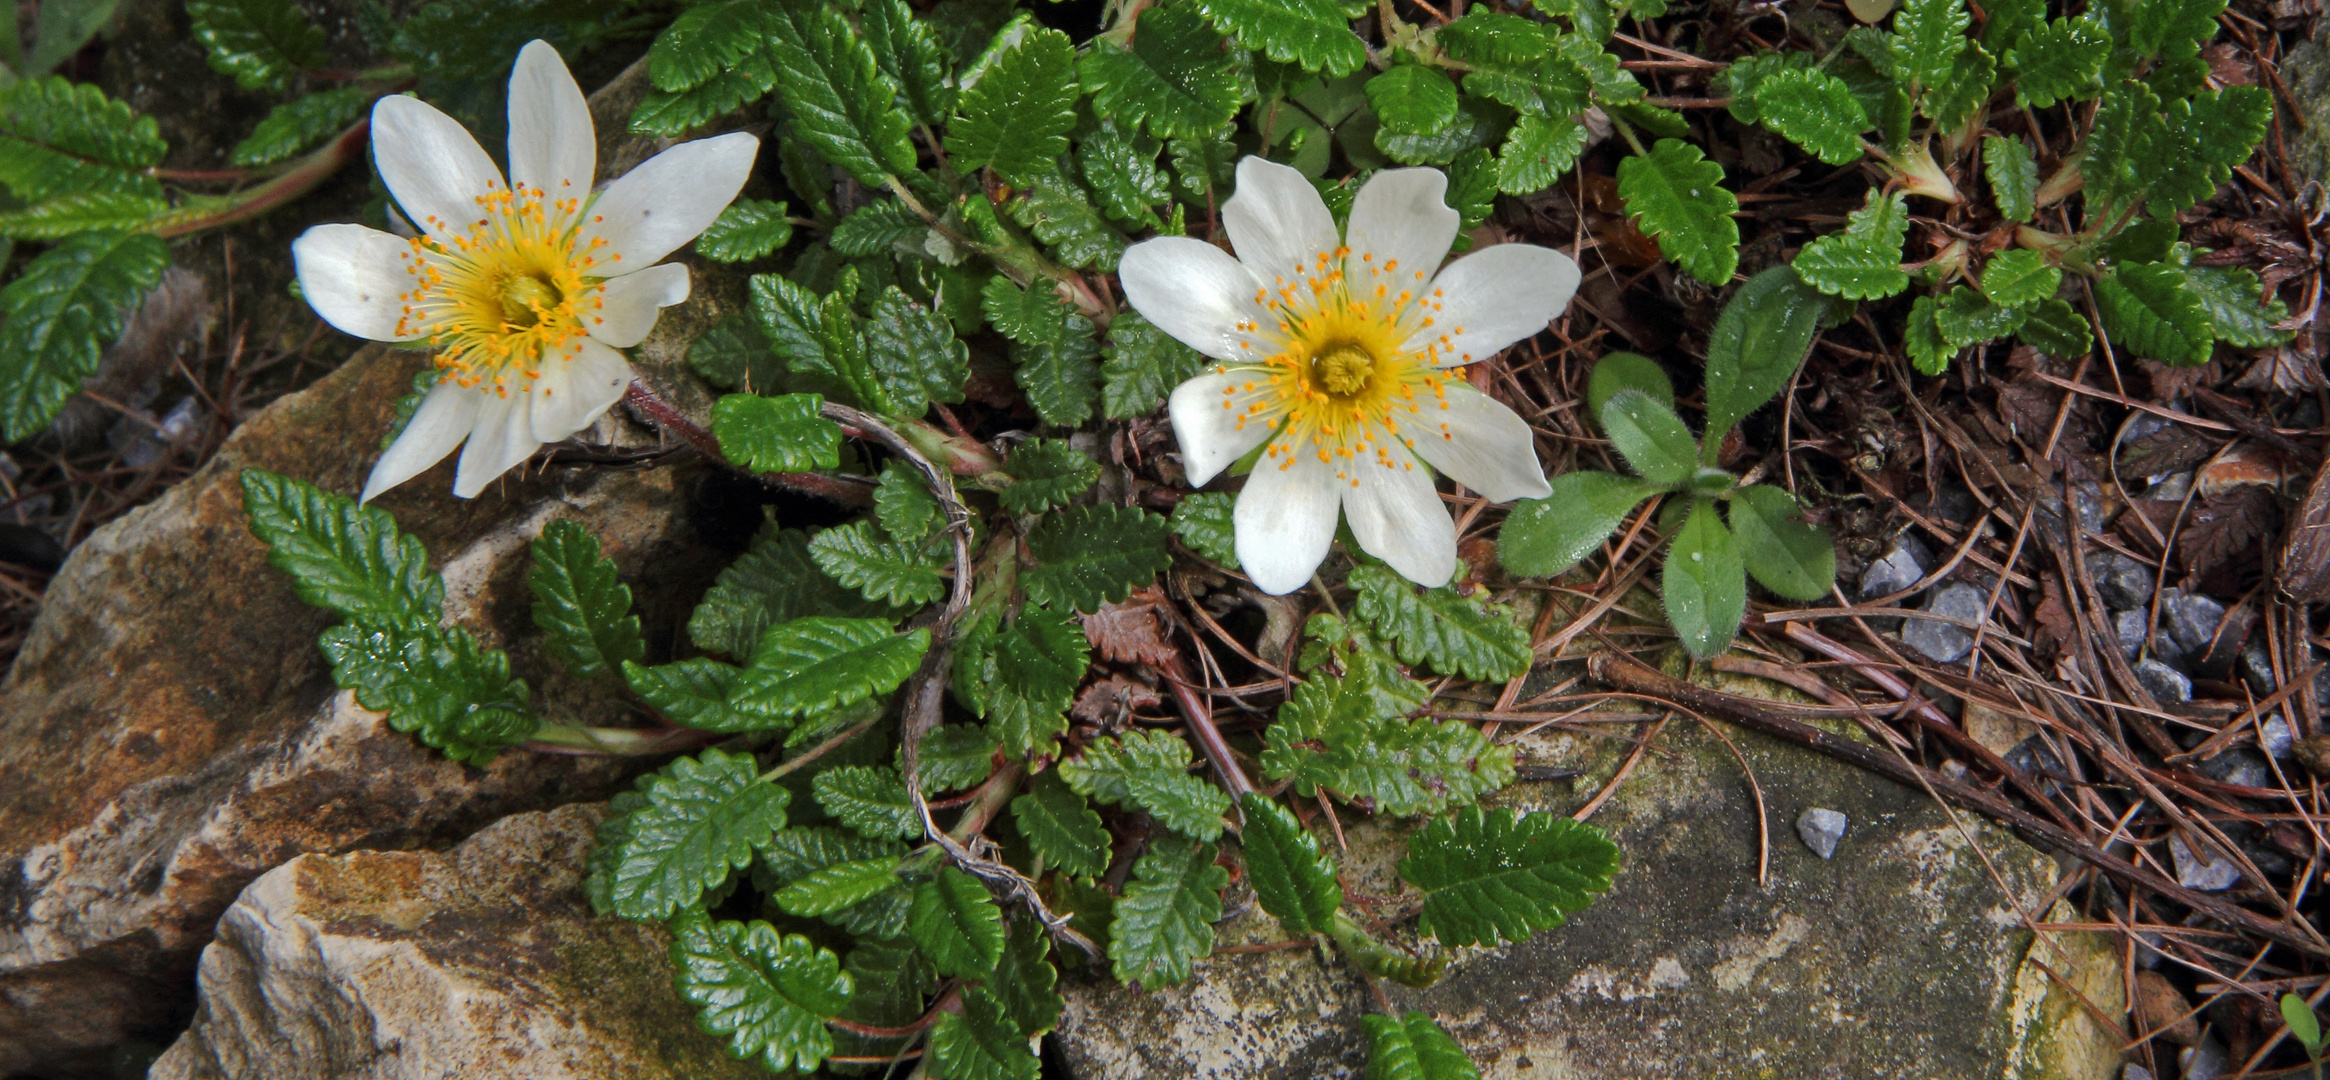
[
  {"left": 2134, "top": 658, "right": 2193, "bottom": 705},
  {"left": 2239, "top": 641, "right": 2277, "bottom": 696},
  {"left": 1902, "top": 582, "right": 1986, "bottom": 663},
  {"left": 2169, "top": 834, "right": 2240, "bottom": 891},
  {"left": 2123, "top": 1065, "right": 2154, "bottom": 1080},
  {"left": 2148, "top": 471, "right": 2195, "bottom": 504},
  {"left": 2113, "top": 609, "right": 2149, "bottom": 659},
  {"left": 2161, "top": 589, "right": 2229, "bottom": 663},
  {"left": 1796, "top": 808, "right": 1847, "bottom": 860},
  {"left": 2262, "top": 716, "right": 2295, "bottom": 759},
  {"left": 2178, "top": 1036, "right": 2230, "bottom": 1080},
  {"left": 2198, "top": 749, "right": 2271, "bottom": 791},
  {"left": 2090, "top": 550, "right": 2157, "bottom": 611},
  {"left": 1857, "top": 533, "right": 1931, "bottom": 601}
]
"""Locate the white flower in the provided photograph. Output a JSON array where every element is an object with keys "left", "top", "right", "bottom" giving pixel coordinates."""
[
  {"left": 292, "top": 40, "right": 758, "bottom": 502},
  {"left": 1121, "top": 157, "right": 1580, "bottom": 595}
]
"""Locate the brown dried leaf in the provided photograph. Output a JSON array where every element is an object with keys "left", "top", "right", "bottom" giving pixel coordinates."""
[
  {"left": 2181, "top": 484, "right": 2280, "bottom": 592},
  {"left": 2117, "top": 425, "right": 2219, "bottom": 479},
  {"left": 2280, "top": 456, "right": 2330, "bottom": 602},
  {"left": 1082, "top": 586, "right": 1177, "bottom": 666},
  {"left": 1070, "top": 673, "right": 1163, "bottom": 723},
  {"left": 2235, "top": 347, "right": 2328, "bottom": 395},
  {"left": 2031, "top": 574, "right": 2075, "bottom": 657}
]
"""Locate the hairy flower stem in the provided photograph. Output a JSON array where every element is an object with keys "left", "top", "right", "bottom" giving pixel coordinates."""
[
  {"left": 525, "top": 721, "right": 709, "bottom": 756},
  {"left": 618, "top": 381, "right": 875, "bottom": 507},
  {"left": 1159, "top": 652, "right": 1257, "bottom": 807},
  {"left": 151, "top": 122, "right": 373, "bottom": 239}
]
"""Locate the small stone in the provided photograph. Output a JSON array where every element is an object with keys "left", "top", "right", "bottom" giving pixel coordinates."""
[
  {"left": 2197, "top": 749, "right": 2271, "bottom": 791},
  {"left": 1903, "top": 582, "right": 1986, "bottom": 663},
  {"left": 2239, "top": 642, "right": 2278, "bottom": 696},
  {"left": 2134, "top": 658, "right": 2193, "bottom": 705},
  {"left": 2160, "top": 589, "right": 2228, "bottom": 661},
  {"left": 2134, "top": 970, "right": 2201, "bottom": 1046},
  {"left": 2261, "top": 716, "right": 2295, "bottom": 759},
  {"left": 2292, "top": 736, "right": 2330, "bottom": 778},
  {"left": 2148, "top": 471, "right": 2194, "bottom": 504},
  {"left": 2177, "top": 1036, "right": 2230, "bottom": 1080},
  {"left": 2122, "top": 1067, "right": 2153, "bottom": 1080},
  {"left": 2091, "top": 551, "right": 2158, "bottom": 612},
  {"left": 2114, "top": 609, "right": 2149, "bottom": 659},
  {"left": 2036, "top": 482, "right": 2107, "bottom": 542},
  {"left": 1797, "top": 808, "right": 1847, "bottom": 859},
  {"left": 1858, "top": 533, "right": 1931, "bottom": 600},
  {"left": 2168, "top": 834, "right": 2240, "bottom": 891},
  {"left": 2124, "top": 412, "right": 2170, "bottom": 443}
]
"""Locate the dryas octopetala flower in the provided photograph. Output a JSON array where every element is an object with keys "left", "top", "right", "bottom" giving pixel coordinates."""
[
  {"left": 292, "top": 40, "right": 757, "bottom": 503},
  {"left": 1120, "top": 157, "right": 1580, "bottom": 595}
]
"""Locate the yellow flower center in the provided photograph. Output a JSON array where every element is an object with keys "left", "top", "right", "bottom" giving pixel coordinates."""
[
  {"left": 1213, "top": 246, "right": 1473, "bottom": 488},
  {"left": 393, "top": 179, "right": 616, "bottom": 398}
]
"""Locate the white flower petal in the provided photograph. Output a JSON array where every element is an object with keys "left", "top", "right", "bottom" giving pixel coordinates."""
[
  {"left": 371, "top": 94, "right": 506, "bottom": 243},
  {"left": 587, "top": 263, "right": 690, "bottom": 348},
  {"left": 507, "top": 40, "right": 595, "bottom": 199},
  {"left": 1234, "top": 449, "right": 1342, "bottom": 595},
  {"left": 1343, "top": 451, "right": 1456, "bottom": 589},
  {"left": 1402, "top": 244, "right": 1581, "bottom": 367},
  {"left": 1343, "top": 167, "right": 1458, "bottom": 290},
  {"left": 291, "top": 224, "right": 429, "bottom": 342},
  {"left": 577, "top": 132, "right": 759, "bottom": 270},
  {"left": 1118, "top": 237, "right": 1271, "bottom": 362},
  {"left": 1222, "top": 156, "right": 1339, "bottom": 289},
  {"left": 452, "top": 392, "right": 540, "bottom": 498},
  {"left": 1404, "top": 384, "right": 1553, "bottom": 502},
  {"left": 531, "top": 338, "right": 634, "bottom": 444},
  {"left": 360, "top": 379, "right": 484, "bottom": 503},
  {"left": 1168, "top": 369, "right": 1275, "bottom": 487}
]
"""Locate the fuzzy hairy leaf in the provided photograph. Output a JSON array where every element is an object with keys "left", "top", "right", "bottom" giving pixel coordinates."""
[
  {"left": 319, "top": 623, "right": 537, "bottom": 764},
  {"left": 1000, "top": 439, "right": 1099, "bottom": 514},
  {"left": 240, "top": 468, "right": 442, "bottom": 631},
  {"left": 1585, "top": 351, "right": 1674, "bottom": 417},
  {"left": 1752, "top": 68, "right": 1869, "bottom": 165},
  {"left": 1726, "top": 485, "right": 1836, "bottom": 601},
  {"left": 2005, "top": 17, "right": 2108, "bottom": 108},
  {"left": 0, "top": 229, "right": 170, "bottom": 439},
  {"left": 910, "top": 866, "right": 1007, "bottom": 979},
  {"left": 1984, "top": 135, "right": 2038, "bottom": 223},
  {"left": 1499, "top": 471, "right": 1665, "bottom": 579},
  {"left": 1008, "top": 172, "right": 1128, "bottom": 271},
  {"left": 1024, "top": 505, "right": 1173, "bottom": 614},
  {"left": 1193, "top": 0, "right": 1368, "bottom": 77},
  {"left": 695, "top": 199, "right": 793, "bottom": 263},
  {"left": 1103, "top": 311, "right": 1208, "bottom": 419},
  {"left": 2095, "top": 261, "right": 2214, "bottom": 366},
  {"left": 1663, "top": 498, "right": 1747, "bottom": 659},
  {"left": 1615, "top": 139, "right": 1738, "bottom": 286},
  {"left": 1363, "top": 1013, "right": 1482, "bottom": 1080},
  {"left": 1238, "top": 793, "right": 1342, "bottom": 937},
  {"left": 1792, "top": 190, "right": 1909, "bottom": 300},
  {"left": 1347, "top": 564, "right": 1530, "bottom": 681},
  {"left": 1061, "top": 728, "right": 1231, "bottom": 841},
  {"left": 929, "top": 985, "right": 1040, "bottom": 1080},
  {"left": 1979, "top": 249, "right": 2060, "bottom": 307},
  {"left": 813, "top": 764, "right": 923, "bottom": 840},
  {"left": 668, "top": 915, "right": 851, "bottom": 1074},
  {"left": 232, "top": 85, "right": 373, "bottom": 166},
  {"left": 1399, "top": 806, "right": 1620, "bottom": 947},
  {"left": 688, "top": 524, "right": 902, "bottom": 659},
  {"left": 1260, "top": 671, "right": 1515, "bottom": 816},
  {"left": 528, "top": 519, "right": 643, "bottom": 680},
  {"left": 1110, "top": 834, "right": 1228, "bottom": 990},
  {"left": 1012, "top": 770, "right": 1111, "bottom": 878},
  {"left": 737, "top": 617, "right": 932, "bottom": 719},
  {"left": 623, "top": 658, "right": 769, "bottom": 734},
  {"left": 711, "top": 392, "right": 842, "bottom": 474},
  {"left": 1597, "top": 388, "right": 1698, "bottom": 486},
  {"left": 1702, "top": 267, "right": 1826, "bottom": 451},
  {"left": 765, "top": 0, "right": 917, "bottom": 186},
  {"left": 1079, "top": 4, "right": 1244, "bottom": 139},
  {"left": 809, "top": 521, "right": 947, "bottom": 607},
  {"left": 603, "top": 748, "right": 788, "bottom": 919},
  {"left": 981, "top": 276, "right": 1102, "bottom": 426},
  {"left": 947, "top": 25, "right": 1079, "bottom": 186},
  {"left": 188, "top": 0, "right": 327, "bottom": 92}
]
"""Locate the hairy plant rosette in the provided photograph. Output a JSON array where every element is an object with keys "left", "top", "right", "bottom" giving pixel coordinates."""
[
  {"left": 292, "top": 40, "right": 757, "bottom": 502},
  {"left": 1121, "top": 157, "right": 1580, "bottom": 594}
]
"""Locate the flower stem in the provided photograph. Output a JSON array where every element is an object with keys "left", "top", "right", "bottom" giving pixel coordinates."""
[
  {"left": 525, "top": 721, "right": 708, "bottom": 756},
  {"left": 150, "top": 121, "right": 373, "bottom": 239}
]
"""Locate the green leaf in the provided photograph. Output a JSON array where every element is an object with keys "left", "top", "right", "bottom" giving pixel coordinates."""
[
  {"left": 1363, "top": 1013, "right": 1483, "bottom": 1080},
  {"left": 1498, "top": 471, "right": 1664, "bottom": 579},
  {"left": 1726, "top": 485, "right": 1836, "bottom": 601},
  {"left": 1445, "top": 148, "right": 1499, "bottom": 231},
  {"left": 1080, "top": 132, "right": 1172, "bottom": 234},
  {"left": 1752, "top": 68, "right": 1869, "bottom": 165},
  {"left": 2005, "top": 17, "right": 2108, "bottom": 108},
  {"left": 1984, "top": 135, "right": 2038, "bottom": 223},
  {"left": 808, "top": 520, "right": 947, "bottom": 607},
  {"left": 773, "top": 854, "right": 905, "bottom": 917},
  {"left": 1366, "top": 65, "right": 1460, "bottom": 135},
  {"left": 981, "top": 276, "right": 1102, "bottom": 427},
  {"left": 319, "top": 623, "right": 537, "bottom": 763},
  {"left": 737, "top": 617, "right": 932, "bottom": 719},
  {"left": 929, "top": 985, "right": 1041, "bottom": 1080},
  {"left": 830, "top": 199, "right": 926, "bottom": 257},
  {"left": 1110, "top": 834, "right": 1228, "bottom": 990},
  {"left": 1596, "top": 389, "right": 1698, "bottom": 487},
  {"left": 946, "top": 25, "right": 1079, "bottom": 186},
  {"left": 1024, "top": 504, "right": 1173, "bottom": 613},
  {"left": 1061, "top": 729, "right": 1232, "bottom": 841},
  {"left": 188, "top": 0, "right": 326, "bottom": 92},
  {"left": 688, "top": 315, "right": 781, "bottom": 393},
  {"left": 1000, "top": 438, "right": 1099, "bottom": 514},
  {"left": 766, "top": 0, "right": 918, "bottom": 186},
  {"left": 1702, "top": 266, "right": 1825, "bottom": 452},
  {"left": 695, "top": 199, "right": 794, "bottom": 263},
  {"left": 1494, "top": 113, "right": 1591, "bottom": 196},
  {"left": 711, "top": 392, "right": 842, "bottom": 474},
  {"left": 1193, "top": 0, "right": 1368, "bottom": 78},
  {"left": 1238, "top": 793, "right": 1342, "bottom": 937},
  {"left": 2189, "top": 86, "right": 2273, "bottom": 177},
  {"left": 1720, "top": 52, "right": 1815, "bottom": 124},
  {"left": 631, "top": 60, "right": 780, "bottom": 137},
  {"left": 0, "top": 192, "right": 167, "bottom": 239},
  {"left": 604, "top": 748, "right": 788, "bottom": 920},
  {"left": 1903, "top": 294, "right": 1955, "bottom": 374},
  {"left": 875, "top": 460, "right": 942, "bottom": 545},
  {"left": 1892, "top": 0, "right": 1969, "bottom": 93},
  {"left": 957, "top": 603, "right": 1089, "bottom": 759},
  {"left": 2016, "top": 297, "right": 2095, "bottom": 359},
  {"left": 813, "top": 764, "right": 923, "bottom": 840},
  {"left": 1440, "top": 10, "right": 1555, "bottom": 65},
  {"left": 1011, "top": 770, "right": 1111, "bottom": 878},
  {"left": 1007, "top": 171, "right": 1129, "bottom": 272},
  {"left": 1332, "top": 914, "right": 1449, "bottom": 988},
  {"left": 1170, "top": 491, "right": 1239, "bottom": 568},
  {"left": 1078, "top": 4, "right": 1245, "bottom": 140},
  {"left": 2080, "top": 79, "right": 2154, "bottom": 219},
  {"left": 648, "top": 0, "right": 770, "bottom": 91},
  {"left": 0, "top": 229, "right": 170, "bottom": 439},
  {"left": 758, "top": 829, "right": 910, "bottom": 935},
  {"left": 1663, "top": 498, "right": 1747, "bottom": 659},
  {"left": 668, "top": 914, "right": 851, "bottom": 1074},
  {"left": 910, "top": 865, "right": 1007, "bottom": 979},
  {"left": 1399, "top": 806, "right": 1621, "bottom": 947},
  {"left": 908, "top": 723, "right": 1000, "bottom": 791},
  {"left": 2181, "top": 262, "right": 2293, "bottom": 349},
  {"left": 1584, "top": 352, "right": 1673, "bottom": 417},
  {"left": 1615, "top": 139, "right": 1739, "bottom": 286},
  {"left": 837, "top": 940, "right": 935, "bottom": 1055},
  {"left": 2283, "top": 993, "right": 2324, "bottom": 1055},
  {"left": 230, "top": 85, "right": 372, "bottom": 166},
  {"left": 987, "top": 923, "right": 1062, "bottom": 1037},
  {"left": 239, "top": 468, "right": 441, "bottom": 631},
  {"left": 1259, "top": 671, "right": 1514, "bottom": 816},
  {"left": 865, "top": 285, "right": 973, "bottom": 416},
  {"left": 1347, "top": 564, "right": 1531, "bottom": 681},
  {"left": 688, "top": 523, "right": 903, "bottom": 659},
  {"left": 2095, "top": 262, "right": 2215, "bottom": 366},
  {"left": 528, "top": 519, "right": 643, "bottom": 680},
  {"left": 1978, "top": 249, "right": 2060, "bottom": 308},
  {"left": 1103, "top": 310, "right": 1207, "bottom": 419},
  {"left": 623, "top": 658, "right": 771, "bottom": 734},
  {"left": 1921, "top": 37, "right": 1996, "bottom": 129},
  {"left": 863, "top": 0, "right": 956, "bottom": 124},
  {"left": 1792, "top": 190, "right": 1910, "bottom": 300}
]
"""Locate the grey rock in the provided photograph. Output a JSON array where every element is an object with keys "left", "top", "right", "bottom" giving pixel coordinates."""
[
  {"left": 2160, "top": 590, "right": 2230, "bottom": 665},
  {"left": 2090, "top": 551, "right": 2157, "bottom": 612},
  {"left": 2178, "top": 1036, "right": 2231, "bottom": 1080},
  {"left": 1903, "top": 582, "right": 1987, "bottom": 663},
  {"left": 1858, "top": 533, "right": 1931, "bottom": 601},
  {"left": 2239, "top": 641, "right": 2278, "bottom": 696},
  {"left": 2114, "top": 609, "right": 2149, "bottom": 659},
  {"left": 2036, "top": 482, "right": 2108, "bottom": 542},
  {"left": 2147, "top": 471, "right": 2195, "bottom": 504},
  {"left": 2168, "top": 834, "right": 2240, "bottom": 892},
  {"left": 2124, "top": 412, "right": 2170, "bottom": 443},
  {"left": 2197, "top": 749, "right": 2271, "bottom": 791},
  {"left": 2262, "top": 716, "right": 2295, "bottom": 759},
  {"left": 2134, "top": 658, "right": 2194, "bottom": 705},
  {"left": 1796, "top": 808, "right": 1847, "bottom": 859},
  {"left": 2123, "top": 1065, "right": 2154, "bottom": 1080}
]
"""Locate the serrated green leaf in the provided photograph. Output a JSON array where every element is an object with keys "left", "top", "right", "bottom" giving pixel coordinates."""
[
  {"left": 1904, "top": 294, "right": 1954, "bottom": 374},
  {"left": 774, "top": 854, "right": 905, "bottom": 916},
  {"left": 757, "top": 827, "right": 911, "bottom": 936},
  {"left": 1060, "top": 729, "right": 1232, "bottom": 841},
  {"left": 319, "top": 622, "right": 538, "bottom": 763},
  {"left": 2095, "top": 261, "right": 2215, "bottom": 365},
  {"left": 1363, "top": 1013, "right": 1482, "bottom": 1080},
  {"left": 981, "top": 276, "right": 1102, "bottom": 426},
  {"left": 0, "top": 192, "right": 168, "bottom": 240},
  {"left": 528, "top": 519, "right": 642, "bottom": 680},
  {"left": 1398, "top": 806, "right": 1620, "bottom": 947},
  {"left": 1726, "top": 485, "right": 1836, "bottom": 601},
  {"left": 1979, "top": 249, "right": 2060, "bottom": 307},
  {"left": 1011, "top": 770, "right": 1111, "bottom": 878},
  {"left": 711, "top": 392, "right": 842, "bottom": 474},
  {"left": 1984, "top": 135, "right": 2037, "bottom": 222},
  {"left": 631, "top": 59, "right": 781, "bottom": 136},
  {"left": 863, "top": 0, "right": 956, "bottom": 124},
  {"left": 1464, "top": 46, "right": 1590, "bottom": 120},
  {"left": 907, "top": 723, "right": 1000, "bottom": 791},
  {"left": 910, "top": 865, "right": 1007, "bottom": 979},
  {"left": 929, "top": 985, "right": 1041, "bottom": 1080},
  {"left": 1445, "top": 147, "right": 1499, "bottom": 231},
  {"left": 2180, "top": 261, "right": 2293, "bottom": 349},
  {"left": 1920, "top": 38, "right": 1995, "bottom": 129},
  {"left": 1616, "top": 139, "right": 1738, "bottom": 286},
  {"left": 1000, "top": 438, "right": 1099, "bottom": 514},
  {"left": 1753, "top": 68, "right": 1870, "bottom": 165},
  {"left": 240, "top": 468, "right": 442, "bottom": 631},
  {"left": 648, "top": 0, "right": 769, "bottom": 92},
  {"left": 1499, "top": 471, "right": 1664, "bottom": 579},
  {"left": 1494, "top": 113, "right": 1590, "bottom": 195},
  {"left": 668, "top": 914, "right": 851, "bottom": 1073},
  {"left": 2080, "top": 79, "right": 2154, "bottom": 220},
  {"left": 1169, "top": 491, "right": 1240, "bottom": 568},
  {"left": 1008, "top": 172, "right": 1128, "bottom": 272},
  {"left": 695, "top": 199, "right": 794, "bottom": 263},
  {"left": 188, "top": 0, "right": 326, "bottom": 92},
  {"left": 1440, "top": 10, "right": 1554, "bottom": 65},
  {"left": 988, "top": 924, "right": 1062, "bottom": 1037},
  {"left": 1238, "top": 793, "right": 1341, "bottom": 937},
  {"left": 766, "top": 0, "right": 918, "bottom": 186},
  {"left": 813, "top": 764, "right": 923, "bottom": 840},
  {"left": 622, "top": 658, "right": 770, "bottom": 733},
  {"left": 1663, "top": 498, "right": 1746, "bottom": 659},
  {"left": 2006, "top": 17, "right": 2108, "bottom": 108},
  {"left": 1702, "top": 266, "right": 1825, "bottom": 451},
  {"left": 1720, "top": 52, "right": 1815, "bottom": 124},
  {"left": 605, "top": 748, "right": 787, "bottom": 920},
  {"left": 737, "top": 617, "right": 932, "bottom": 719},
  {"left": 809, "top": 520, "right": 948, "bottom": 607},
  {"left": 1193, "top": 0, "right": 1368, "bottom": 77},
  {"left": 1024, "top": 504, "right": 1172, "bottom": 613},
  {"left": 1111, "top": 834, "right": 1228, "bottom": 990},
  {"left": 689, "top": 523, "right": 903, "bottom": 659},
  {"left": 2189, "top": 85, "right": 2273, "bottom": 176},
  {"left": 689, "top": 315, "right": 782, "bottom": 393},
  {"left": 865, "top": 285, "right": 973, "bottom": 416},
  {"left": 1792, "top": 190, "right": 1910, "bottom": 300},
  {"left": 876, "top": 460, "right": 942, "bottom": 544},
  {"left": 1366, "top": 65, "right": 1460, "bottom": 136},
  {"left": 1078, "top": 4, "right": 1245, "bottom": 140},
  {"left": 1168, "top": 128, "right": 1239, "bottom": 202},
  {"left": 1103, "top": 310, "right": 1207, "bottom": 420},
  {"left": 1892, "top": 0, "right": 1969, "bottom": 93},
  {"left": 947, "top": 24, "right": 1078, "bottom": 186},
  {"left": 229, "top": 85, "right": 373, "bottom": 167},
  {"left": 1597, "top": 388, "right": 1698, "bottom": 487},
  {"left": 2016, "top": 297, "right": 2094, "bottom": 359},
  {"left": 1079, "top": 128, "right": 1172, "bottom": 230},
  {"left": 1346, "top": 564, "right": 1530, "bottom": 681},
  {"left": 0, "top": 229, "right": 170, "bottom": 439},
  {"left": 1259, "top": 671, "right": 1514, "bottom": 816},
  {"left": 1935, "top": 284, "right": 2026, "bottom": 346},
  {"left": 1553, "top": 32, "right": 1643, "bottom": 104},
  {"left": 957, "top": 603, "right": 1089, "bottom": 759},
  {"left": 829, "top": 199, "right": 924, "bottom": 257}
]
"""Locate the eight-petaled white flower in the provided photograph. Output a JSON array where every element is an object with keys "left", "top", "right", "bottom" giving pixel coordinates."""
[
  {"left": 292, "top": 40, "right": 757, "bottom": 503},
  {"left": 1121, "top": 157, "right": 1580, "bottom": 594}
]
